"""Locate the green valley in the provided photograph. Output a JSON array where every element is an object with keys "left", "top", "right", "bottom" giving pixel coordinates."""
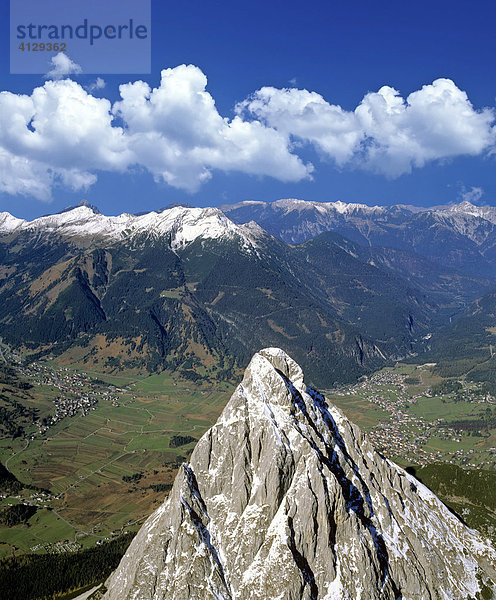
[{"left": 0, "top": 352, "right": 232, "bottom": 559}]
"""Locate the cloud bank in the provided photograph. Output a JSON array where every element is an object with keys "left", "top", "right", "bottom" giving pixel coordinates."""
[
  {"left": 0, "top": 64, "right": 494, "bottom": 200},
  {"left": 238, "top": 78, "right": 495, "bottom": 177}
]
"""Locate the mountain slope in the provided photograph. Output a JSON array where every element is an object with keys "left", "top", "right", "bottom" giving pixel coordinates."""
[
  {"left": 103, "top": 348, "right": 496, "bottom": 600},
  {"left": 0, "top": 229, "right": 235, "bottom": 377},
  {"left": 423, "top": 288, "right": 496, "bottom": 388},
  {"left": 0, "top": 204, "right": 490, "bottom": 386},
  {"left": 290, "top": 232, "right": 486, "bottom": 341},
  {"left": 223, "top": 199, "right": 496, "bottom": 275},
  {"left": 0, "top": 207, "right": 415, "bottom": 385}
]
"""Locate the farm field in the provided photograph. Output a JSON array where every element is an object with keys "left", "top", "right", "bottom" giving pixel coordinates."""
[{"left": 0, "top": 360, "right": 233, "bottom": 558}]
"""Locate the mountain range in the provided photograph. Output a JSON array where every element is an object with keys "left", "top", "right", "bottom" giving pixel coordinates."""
[
  {"left": 101, "top": 348, "right": 496, "bottom": 600},
  {"left": 0, "top": 199, "right": 495, "bottom": 386},
  {"left": 223, "top": 199, "right": 496, "bottom": 276}
]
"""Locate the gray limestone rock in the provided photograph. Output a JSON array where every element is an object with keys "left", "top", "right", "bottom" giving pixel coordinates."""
[{"left": 104, "top": 348, "right": 496, "bottom": 600}]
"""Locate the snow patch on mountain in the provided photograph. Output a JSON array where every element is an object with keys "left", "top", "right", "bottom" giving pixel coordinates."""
[
  {"left": 0, "top": 205, "right": 262, "bottom": 251},
  {"left": 0, "top": 212, "right": 26, "bottom": 232},
  {"left": 270, "top": 198, "right": 385, "bottom": 215},
  {"left": 444, "top": 201, "right": 496, "bottom": 224}
]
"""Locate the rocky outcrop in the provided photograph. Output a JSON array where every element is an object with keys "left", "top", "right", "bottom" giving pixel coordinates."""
[{"left": 103, "top": 348, "right": 496, "bottom": 600}]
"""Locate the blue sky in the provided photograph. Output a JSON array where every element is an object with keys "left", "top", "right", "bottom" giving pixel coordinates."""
[{"left": 1, "top": 0, "right": 495, "bottom": 219}]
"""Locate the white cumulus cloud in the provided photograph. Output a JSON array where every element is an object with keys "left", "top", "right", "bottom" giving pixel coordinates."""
[
  {"left": 356, "top": 79, "right": 495, "bottom": 176},
  {"left": 0, "top": 64, "right": 311, "bottom": 200},
  {"left": 0, "top": 66, "right": 494, "bottom": 201},
  {"left": 113, "top": 65, "right": 311, "bottom": 191},
  {"left": 239, "top": 78, "right": 496, "bottom": 177},
  {"left": 0, "top": 78, "right": 129, "bottom": 199},
  {"left": 45, "top": 52, "right": 82, "bottom": 80},
  {"left": 237, "top": 87, "right": 362, "bottom": 165}
]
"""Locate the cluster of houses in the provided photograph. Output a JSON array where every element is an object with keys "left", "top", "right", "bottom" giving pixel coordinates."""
[
  {"left": 332, "top": 367, "right": 493, "bottom": 468},
  {"left": 17, "top": 362, "right": 123, "bottom": 434},
  {"left": 30, "top": 540, "right": 81, "bottom": 554}
]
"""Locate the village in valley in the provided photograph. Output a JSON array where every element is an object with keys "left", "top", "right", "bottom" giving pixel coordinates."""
[
  {"left": 17, "top": 361, "right": 122, "bottom": 434},
  {"left": 328, "top": 364, "right": 496, "bottom": 470},
  {"left": 0, "top": 343, "right": 229, "bottom": 558}
]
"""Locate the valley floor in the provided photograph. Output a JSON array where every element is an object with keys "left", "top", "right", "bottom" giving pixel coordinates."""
[
  {"left": 1, "top": 354, "right": 495, "bottom": 562},
  {"left": 328, "top": 362, "right": 496, "bottom": 470}
]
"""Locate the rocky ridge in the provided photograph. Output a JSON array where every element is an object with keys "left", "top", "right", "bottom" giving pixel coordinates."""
[
  {"left": 103, "top": 348, "right": 496, "bottom": 600},
  {"left": 0, "top": 204, "right": 262, "bottom": 252},
  {"left": 222, "top": 199, "right": 496, "bottom": 275}
]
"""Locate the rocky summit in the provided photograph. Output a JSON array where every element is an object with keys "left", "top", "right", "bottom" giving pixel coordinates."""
[{"left": 103, "top": 348, "right": 496, "bottom": 600}]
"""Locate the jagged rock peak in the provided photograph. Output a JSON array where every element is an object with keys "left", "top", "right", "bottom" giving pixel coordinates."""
[
  {"left": 103, "top": 348, "right": 496, "bottom": 600},
  {"left": 258, "top": 346, "right": 304, "bottom": 388},
  {"left": 57, "top": 199, "right": 101, "bottom": 215}
]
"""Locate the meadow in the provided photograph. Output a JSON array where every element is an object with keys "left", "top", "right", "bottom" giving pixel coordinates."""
[{"left": 0, "top": 365, "right": 232, "bottom": 558}]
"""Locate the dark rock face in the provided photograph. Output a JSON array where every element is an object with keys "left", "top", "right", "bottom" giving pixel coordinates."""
[{"left": 106, "top": 349, "right": 496, "bottom": 598}]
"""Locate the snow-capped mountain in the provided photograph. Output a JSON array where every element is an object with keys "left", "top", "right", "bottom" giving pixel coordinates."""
[
  {"left": 4, "top": 199, "right": 496, "bottom": 268},
  {"left": 0, "top": 200, "right": 491, "bottom": 386},
  {"left": 223, "top": 199, "right": 496, "bottom": 275},
  {"left": 224, "top": 198, "right": 387, "bottom": 216},
  {"left": 0, "top": 203, "right": 262, "bottom": 252},
  {"left": 443, "top": 200, "right": 496, "bottom": 224},
  {"left": 223, "top": 197, "right": 496, "bottom": 223},
  {"left": 0, "top": 211, "right": 26, "bottom": 233},
  {"left": 103, "top": 348, "right": 496, "bottom": 600}
]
